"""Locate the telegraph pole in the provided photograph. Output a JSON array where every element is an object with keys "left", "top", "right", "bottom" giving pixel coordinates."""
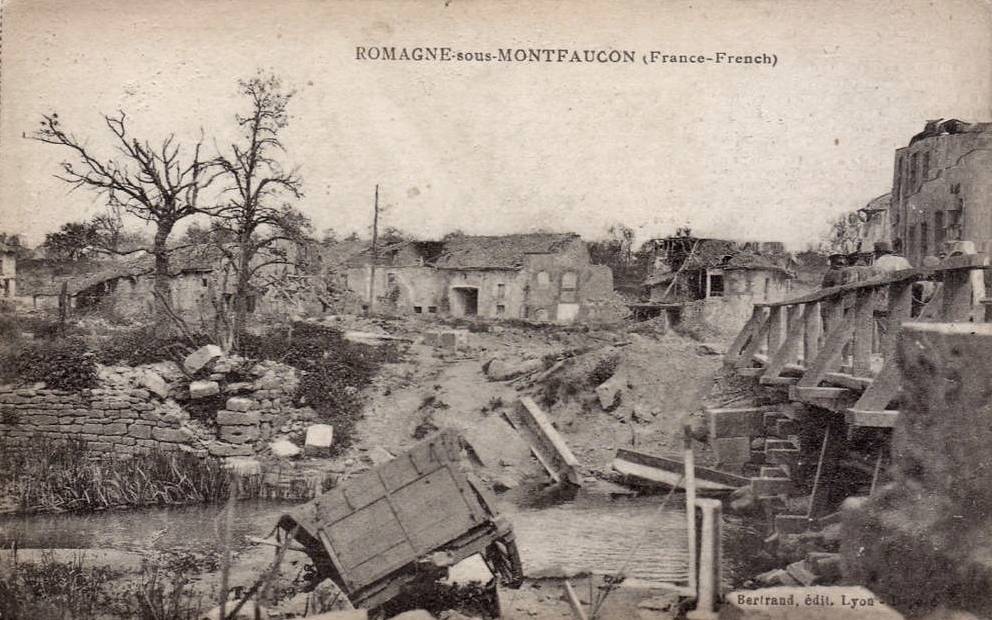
[{"left": 367, "top": 184, "right": 379, "bottom": 315}]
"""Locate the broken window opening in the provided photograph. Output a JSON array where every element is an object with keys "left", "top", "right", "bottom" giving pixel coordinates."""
[
  {"left": 413, "top": 306, "right": 423, "bottom": 314},
  {"left": 428, "top": 306, "right": 438, "bottom": 314},
  {"left": 706, "top": 270, "right": 725, "bottom": 297}
]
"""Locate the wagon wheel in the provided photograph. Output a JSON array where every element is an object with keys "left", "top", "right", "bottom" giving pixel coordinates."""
[{"left": 483, "top": 537, "right": 524, "bottom": 588}]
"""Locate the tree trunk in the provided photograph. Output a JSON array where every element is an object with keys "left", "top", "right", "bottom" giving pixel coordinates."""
[
  {"left": 152, "top": 221, "right": 174, "bottom": 331},
  {"left": 231, "top": 238, "right": 252, "bottom": 352}
]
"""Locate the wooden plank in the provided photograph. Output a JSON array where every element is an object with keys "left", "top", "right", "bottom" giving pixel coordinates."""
[
  {"left": 763, "top": 304, "right": 806, "bottom": 380},
  {"left": 822, "top": 372, "right": 873, "bottom": 390},
  {"left": 852, "top": 358, "right": 901, "bottom": 412},
  {"left": 792, "top": 386, "right": 850, "bottom": 400},
  {"left": 767, "top": 306, "right": 787, "bottom": 354},
  {"left": 852, "top": 289, "right": 875, "bottom": 377},
  {"left": 759, "top": 376, "right": 798, "bottom": 386},
  {"left": 726, "top": 307, "right": 766, "bottom": 366},
  {"left": 796, "top": 302, "right": 854, "bottom": 388},
  {"left": 737, "top": 367, "right": 764, "bottom": 377},
  {"left": 942, "top": 268, "right": 973, "bottom": 321},
  {"left": 846, "top": 409, "right": 900, "bottom": 428},
  {"left": 613, "top": 448, "right": 749, "bottom": 489},
  {"left": 883, "top": 280, "right": 913, "bottom": 360},
  {"left": 563, "top": 580, "right": 589, "bottom": 620},
  {"left": 736, "top": 308, "right": 772, "bottom": 368},
  {"left": 804, "top": 301, "right": 822, "bottom": 364},
  {"left": 756, "top": 254, "right": 989, "bottom": 310},
  {"left": 516, "top": 397, "right": 582, "bottom": 486}
]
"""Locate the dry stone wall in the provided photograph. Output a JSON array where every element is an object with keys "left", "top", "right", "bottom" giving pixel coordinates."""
[
  {"left": 0, "top": 355, "right": 313, "bottom": 459},
  {"left": 0, "top": 384, "right": 200, "bottom": 455}
]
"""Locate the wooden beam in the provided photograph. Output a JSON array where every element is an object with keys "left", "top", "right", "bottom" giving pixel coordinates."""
[
  {"left": 767, "top": 306, "right": 787, "bottom": 354},
  {"left": 852, "top": 289, "right": 874, "bottom": 377},
  {"left": 736, "top": 309, "right": 773, "bottom": 369},
  {"left": 941, "top": 268, "right": 973, "bottom": 321},
  {"left": 803, "top": 301, "right": 822, "bottom": 365},
  {"left": 796, "top": 300, "right": 854, "bottom": 388},
  {"left": 763, "top": 304, "right": 806, "bottom": 380},
  {"left": 852, "top": 358, "right": 901, "bottom": 412},
  {"left": 845, "top": 409, "right": 899, "bottom": 428},
  {"left": 822, "top": 372, "right": 873, "bottom": 390},
  {"left": 883, "top": 280, "right": 913, "bottom": 360},
  {"left": 792, "top": 386, "right": 850, "bottom": 400},
  {"left": 727, "top": 307, "right": 767, "bottom": 367}
]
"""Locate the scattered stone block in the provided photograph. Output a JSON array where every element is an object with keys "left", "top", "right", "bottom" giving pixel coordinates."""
[
  {"left": 139, "top": 371, "right": 169, "bottom": 399},
  {"left": 183, "top": 344, "right": 223, "bottom": 375},
  {"left": 305, "top": 424, "right": 335, "bottom": 456},
  {"left": 595, "top": 373, "right": 624, "bottom": 410},
  {"left": 708, "top": 407, "right": 765, "bottom": 439},
  {"left": 786, "top": 560, "right": 818, "bottom": 586},
  {"left": 225, "top": 382, "right": 253, "bottom": 394},
  {"left": 216, "top": 410, "right": 261, "bottom": 426},
  {"left": 271, "top": 438, "right": 301, "bottom": 458},
  {"left": 713, "top": 436, "right": 751, "bottom": 464},
  {"left": 226, "top": 397, "right": 255, "bottom": 412},
  {"left": 220, "top": 425, "right": 260, "bottom": 444},
  {"left": 189, "top": 380, "right": 220, "bottom": 399},
  {"left": 484, "top": 358, "right": 544, "bottom": 381},
  {"left": 368, "top": 445, "right": 394, "bottom": 465}
]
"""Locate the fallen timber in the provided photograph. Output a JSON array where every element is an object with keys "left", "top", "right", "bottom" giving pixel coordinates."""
[
  {"left": 612, "top": 448, "right": 748, "bottom": 495},
  {"left": 721, "top": 253, "right": 992, "bottom": 537},
  {"left": 275, "top": 429, "right": 523, "bottom": 612},
  {"left": 503, "top": 396, "right": 582, "bottom": 487}
]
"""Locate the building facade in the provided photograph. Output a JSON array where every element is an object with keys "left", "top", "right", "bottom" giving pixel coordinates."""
[
  {"left": 342, "top": 233, "right": 617, "bottom": 323},
  {"left": 890, "top": 119, "right": 992, "bottom": 265},
  {"left": 0, "top": 243, "right": 16, "bottom": 299}
]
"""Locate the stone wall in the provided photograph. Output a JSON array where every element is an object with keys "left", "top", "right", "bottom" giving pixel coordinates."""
[
  {"left": 0, "top": 356, "right": 313, "bottom": 459},
  {"left": 0, "top": 384, "right": 200, "bottom": 455}
]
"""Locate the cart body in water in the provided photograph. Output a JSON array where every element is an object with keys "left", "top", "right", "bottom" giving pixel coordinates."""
[{"left": 276, "top": 429, "right": 523, "bottom": 611}]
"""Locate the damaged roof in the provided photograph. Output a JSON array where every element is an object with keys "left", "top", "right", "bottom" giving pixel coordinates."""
[
  {"left": 643, "top": 237, "right": 794, "bottom": 287},
  {"left": 432, "top": 233, "right": 580, "bottom": 269},
  {"left": 31, "top": 245, "right": 222, "bottom": 296}
]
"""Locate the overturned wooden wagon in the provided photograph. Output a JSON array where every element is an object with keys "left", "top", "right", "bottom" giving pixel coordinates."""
[{"left": 275, "top": 429, "right": 524, "bottom": 611}]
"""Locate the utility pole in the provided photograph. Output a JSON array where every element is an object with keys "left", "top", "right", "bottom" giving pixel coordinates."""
[{"left": 367, "top": 184, "right": 379, "bottom": 315}]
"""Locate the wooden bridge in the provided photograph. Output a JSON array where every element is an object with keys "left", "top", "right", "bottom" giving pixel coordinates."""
[
  {"left": 724, "top": 254, "right": 990, "bottom": 428},
  {"left": 717, "top": 253, "right": 991, "bottom": 534}
]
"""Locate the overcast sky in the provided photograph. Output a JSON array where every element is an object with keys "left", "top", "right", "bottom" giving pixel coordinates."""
[{"left": 1, "top": 0, "right": 990, "bottom": 248}]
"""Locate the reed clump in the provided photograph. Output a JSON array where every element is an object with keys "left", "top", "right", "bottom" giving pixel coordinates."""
[{"left": 0, "top": 439, "right": 234, "bottom": 513}]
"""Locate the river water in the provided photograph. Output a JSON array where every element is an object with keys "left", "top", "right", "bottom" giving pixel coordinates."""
[{"left": 0, "top": 486, "right": 762, "bottom": 587}]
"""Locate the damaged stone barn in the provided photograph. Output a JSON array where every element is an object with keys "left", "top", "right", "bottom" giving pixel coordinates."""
[
  {"left": 637, "top": 236, "right": 796, "bottom": 333},
  {"left": 339, "top": 232, "right": 618, "bottom": 323},
  {"left": 28, "top": 243, "right": 320, "bottom": 327}
]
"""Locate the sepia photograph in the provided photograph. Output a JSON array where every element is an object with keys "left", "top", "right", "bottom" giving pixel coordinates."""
[{"left": 1, "top": 0, "right": 991, "bottom": 618}]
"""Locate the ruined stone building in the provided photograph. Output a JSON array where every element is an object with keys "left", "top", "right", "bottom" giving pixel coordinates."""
[
  {"left": 856, "top": 193, "right": 892, "bottom": 251},
  {"left": 28, "top": 243, "right": 317, "bottom": 326},
  {"left": 890, "top": 119, "right": 992, "bottom": 265},
  {"left": 0, "top": 242, "right": 16, "bottom": 299},
  {"left": 640, "top": 236, "right": 795, "bottom": 331},
  {"left": 338, "top": 233, "right": 617, "bottom": 323}
]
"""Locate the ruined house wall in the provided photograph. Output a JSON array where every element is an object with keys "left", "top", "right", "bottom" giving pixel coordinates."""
[
  {"left": 0, "top": 361, "right": 307, "bottom": 459},
  {"left": 892, "top": 131, "right": 992, "bottom": 264},
  {"left": 0, "top": 384, "right": 201, "bottom": 456},
  {"left": 344, "top": 244, "right": 615, "bottom": 323}
]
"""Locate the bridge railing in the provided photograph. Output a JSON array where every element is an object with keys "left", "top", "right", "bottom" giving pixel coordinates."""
[{"left": 724, "top": 253, "right": 990, "bottom": 427}]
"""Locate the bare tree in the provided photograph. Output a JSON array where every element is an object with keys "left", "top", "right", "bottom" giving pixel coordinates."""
[
  {"left": 823, "top": 211, "right": 867, "bottom": 254},
  {"left": 31, "top": 112, "right": 213, "bottom": 313},
  {"left": 209, "top": 73, "right": 310, "bottom": 350}
]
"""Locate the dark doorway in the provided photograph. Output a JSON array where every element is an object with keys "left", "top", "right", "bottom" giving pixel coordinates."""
[{"left": 451, "top": 287, "right": 479, "bottom": 316}]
